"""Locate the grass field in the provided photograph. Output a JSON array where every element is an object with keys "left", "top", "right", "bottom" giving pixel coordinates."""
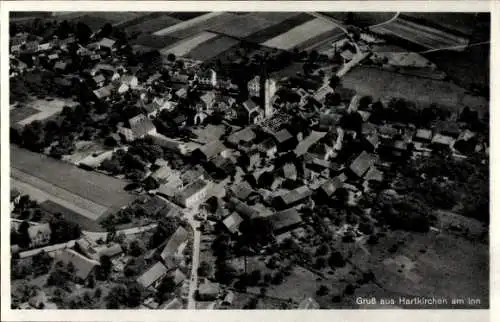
[
  {"left": 341, "top": 66, "right": 488, "bottom": 112},
  {"left": 82, "top": 12, "right": 145, "bottom": 23},
  {"left": 262, "top": 18, "right": 337, "bottom": 50},
  {"left": 11, "top": 146, "right": 135, "bottom": 217},
  {"left": 244, "top": 13, "right": 314, "bottom": 44},
  {"left": 161, "top": 31, "right": 218, "bottom": 57},
  {"left": 186, "top": 35, "right": 240, "bottom": 61}
]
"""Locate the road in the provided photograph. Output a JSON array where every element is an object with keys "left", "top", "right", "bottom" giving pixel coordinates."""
[
  {"left": 368, "top": 12, "right": 401, "bottom": 29},
  {"left": 183, "top": 208, "right": 201, "bottom": 309}
]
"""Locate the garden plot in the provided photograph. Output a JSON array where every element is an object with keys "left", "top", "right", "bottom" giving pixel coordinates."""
[{"left": 261, "top": 18, "right": 337, "bottom": 50}]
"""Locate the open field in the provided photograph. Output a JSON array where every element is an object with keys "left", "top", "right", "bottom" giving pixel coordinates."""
[
  {"left": 341, "top": 66, "right": 488, "bottom": 112},
  {"left": 349, "top": 230, "right": 489, "bottom": 308},
  {"left": 371, "top": 18, "right": 469, "bottom": 51},
  {"left": 401, "top": 13, "right": 478, "bottom": 37},
  {"left": 124, "top": 14, "right": 181, "bottom": 35},
  {"left": 11, "top": 146, "right": 135, "bottom": 216},
  {"left": 244, "top": 13, "right": 314, "bottom": 44},
  {"left": 131, "top": 34, "right": 179, "bottom": 49},
  {"left": 161, "top": 31, "right": 218, "bottom": 57},
  {"left": 153, "top": 12, "right": 232, "bottom": 37},
  {"left": 208, "top": 12, "right": 303, "bottom": 39},
  {"left": 186, "top": 35, "right": 240, "bottom": 61},
  {"left": 296, "top": 28, "right": 344, "bottom": 51},
  {"left": 71, "top": 15, "right": 110, "bottom": 31},
  {"left": 17, "top": 98, "right": 78, "bottom": 127},
  {"left": 11, "top": 174, "right": 109, "bottom": 222},
  {"left": 262, "top": 18, "right": 337, "bottom": 50}
]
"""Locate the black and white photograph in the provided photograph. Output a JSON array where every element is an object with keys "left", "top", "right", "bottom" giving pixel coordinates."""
[{"left": 4, "top": 4, "right": 491, "bottom": 315}]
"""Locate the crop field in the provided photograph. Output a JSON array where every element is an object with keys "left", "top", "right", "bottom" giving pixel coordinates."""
[
  {"left": 11, "top": 146, "right": 135, "bottom": 218},
  {"left": 153, "top": 12, "right": 236, "bottom": 38},
  {"left": 371, "top": 18, "right": 469, "bottom": 50},
  {"left": 71, "top": 15, "right": 110, "bottom": 31},
  {"left": 244, "top": 13, "right": 314, "bottom": 44},
  {"left": 131, "top": 34, "right": 180, "bottom": 49},
  {"left": 341, "top": 66, "right": 488, "bottom": 112},
  {"left": 208, "top": 12, "right": 303, "bottom": 39},
  {"left": 185, "top": 35, "right": 240, "bottom": 61},
  {"left": 295, "top": 27, "right": 344, "bottom": 51},
  {"left": 261, "top": 18, "right": 337, "bottom": 50},
  {"left": 161, "top": 31, "right": 218, "bottom": 57},
  {"left": 402, "top": 13, "right": 478, "bottom": 37},
  {"left": 124, "top": 14, "right": 181, "bottom": 35}
]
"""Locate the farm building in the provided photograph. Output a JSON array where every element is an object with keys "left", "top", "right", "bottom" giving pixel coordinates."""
[
  {"left": 136, "top": 261, "right": 168, "bottom": 290},
  {"left": 268, "top": 208, "right": 303, "bottom": 235},
  {"left": 160, "top": 226, "right": 189, "bottom": 264},
  {"left": 53, "top": 249, "right": 100, "bottom": 285},
  {"left": 348, "top": 151, "right": 377, "bottom": 178}
]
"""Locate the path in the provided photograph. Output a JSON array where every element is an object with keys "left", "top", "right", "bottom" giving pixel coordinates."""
[{"left": 368, "top": 12, "right": 401, "bottom": 29}]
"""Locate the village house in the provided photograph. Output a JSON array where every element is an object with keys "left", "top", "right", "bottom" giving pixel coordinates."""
[
  {"left": 196, "top": 68, "right": 217, "bottom": 87},
  {"left": 197, "top": 280, "right": 220, "bottom": 301},
  {"left": 160, "top": 226, "right": 189, "bottom": 265},
  {"left": 136, "top": 261, "right": 168, "bottom": 291},
  {"left": 174, "top": 178, "right": 213, "bottom": 208},
  {"left": 222, "top": 212, "right": 244, "bottom": 235},
  {"left": 53, "top": 249, "right": 100, "bottom": 285},
  {"left": 273, "top": 185, "right": 313, "bottom": 210},
  {"left": 269, "top": 208, "right": 303, "bottom": 235},
  {"left": 348, "top": 150, "right": 377, "bottom": 179},
  {"left": 28, "top": 223, "right": 52, "bottom": 248},
  {"left": 97, "top": 37, "right": 117, "bottom": 52}
]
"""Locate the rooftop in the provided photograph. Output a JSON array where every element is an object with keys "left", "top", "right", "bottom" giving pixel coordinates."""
[{"left": 136, "top": 262, "right": 168, "bottom": 288}]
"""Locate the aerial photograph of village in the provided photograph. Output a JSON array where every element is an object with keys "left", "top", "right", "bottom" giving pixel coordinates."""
[{"left": 8, "top": 11, "right": 489, "bottom": 310}]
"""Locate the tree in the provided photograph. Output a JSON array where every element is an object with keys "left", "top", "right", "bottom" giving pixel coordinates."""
[
  {"left": 317, "top": 285, "right": 330, "bottom": 296},
  {"left": 249, "top": 269, "right": 261, "bottom": 286},
  {"left": 271, "top": 271, "right": 284, "bottom": 285},
  {"left": 328, "top": 251, "right": 346, "bottom": 268},
  {"left": 329, "top": 76, "right": 340, "bottom": 89},
  {"left": 18, "top": 220, "right": 31, "bottom": 249},
  {"left": 97, "top": 255, "right": 112, "bottom": 280},
  {"left": 128, "top": 240, "right": 144, "bottom": 257},
  {"left": 167, "top": 53, "right": 176, "bottom": 62},
  {"left": 126, "top": 283, "right": 143, "bottom": 308},
  {"left": 142, "top": 176, "right": 159, "bottom": 191},
  {"left": 314, "top": 257, "right": 327, "bottom": 269},
  {"left": 32, "top": 251, "right": 53, "bottom": 276},
  {"left": 344, "top": 283, "right": 355, "bottom": 295},
  {"left": 198, "top": 261, "right": 212, "bottom": 277}
]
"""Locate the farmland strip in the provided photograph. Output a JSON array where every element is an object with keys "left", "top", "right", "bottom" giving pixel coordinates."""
[
  {"left": 244, "top": 13, "right": 314, "bottom": 44},
  {"left": 153, "top": 12, "right": 226, "bottom": 36}
]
